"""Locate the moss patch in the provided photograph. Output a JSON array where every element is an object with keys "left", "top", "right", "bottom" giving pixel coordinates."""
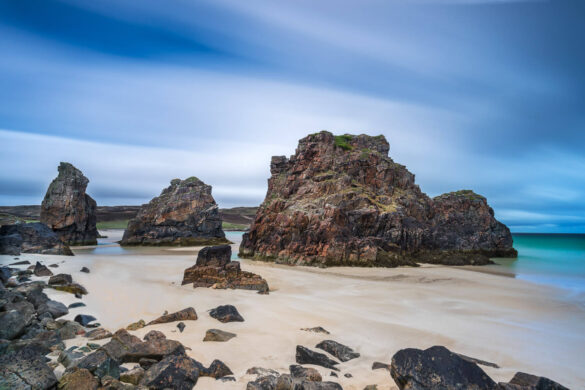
[{"left": 334, "top": 134, "right": 354, "bottom": 151}]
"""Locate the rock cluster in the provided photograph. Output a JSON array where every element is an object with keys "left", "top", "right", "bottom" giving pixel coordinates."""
[
  {"left": 121, "top": 177, "right": 227, "bottom": 246},
  {"left": 182, "top": 245, "right": 269, "bottom": 294},
  {"left": 40, "top": 162, "right": 98, "bottom": 245},
  {"left": 247, "top": 364, "right": 342, "bottom": 390},
  {"left": 240, "top": 131, "right": 517, "bottom": 267},
  {"left": 0, "top": 222, "right": 73, "bottom": 256},
  {"left": 387, "top": 345, "right": 568, "bottom": 390}
]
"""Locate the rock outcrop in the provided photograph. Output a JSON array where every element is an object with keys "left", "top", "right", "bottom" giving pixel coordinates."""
[
  {"left": 120, "top": 177, "right": 227, "bottom": 246},
  {"left": 182, "top": 245, "right": 269, "bottom": 293},
  {"left": 0, "top": 222, "right": 73, "bottom": 256},
  {"left": 240, "top": 131, "right": 517, "bottom": 266},
  {"left": 40, "top": 162, "right": 98, "bottom": 245}
]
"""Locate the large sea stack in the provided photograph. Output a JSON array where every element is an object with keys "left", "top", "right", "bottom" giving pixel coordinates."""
[
  {"left": 240, "top": 131, "right": 516, "bottom": 266},
  {"left": 40, "top": 162, "right": 98, "bottom": 246},
  {"left": 121, "top": 177, "right": 227, "bottom": 246}
]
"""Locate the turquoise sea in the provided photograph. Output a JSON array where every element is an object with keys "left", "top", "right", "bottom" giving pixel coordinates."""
[{"left": 495, "top": 234, "right": 585, "bottom": 300}]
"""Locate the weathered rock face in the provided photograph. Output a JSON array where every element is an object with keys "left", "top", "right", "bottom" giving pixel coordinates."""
[
  {"left": 41, "top": 162, "right": 98, "bottom": 245},
  {"left": 0, "top": 222, "right": 73, "bottom": 256},
  {"left": 121, "top": 177, "right": 227, "bottom": 246},
  {"left": 240, "top": 131, "right": 517, "bottom": 266},
  {"left": 182, "top": 245, "right": 269, "bottom": 293}
]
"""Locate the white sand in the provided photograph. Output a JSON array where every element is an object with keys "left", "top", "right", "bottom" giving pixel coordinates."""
[{"left": 2, "top": 229, "right": 584, "bottom": 389}]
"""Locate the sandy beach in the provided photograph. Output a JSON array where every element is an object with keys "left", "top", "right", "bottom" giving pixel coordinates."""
[{"left": 2, "top": 229, "right": 584, "bottom": 389}]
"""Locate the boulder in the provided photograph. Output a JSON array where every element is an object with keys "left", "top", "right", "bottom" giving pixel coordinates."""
[
  {"left": 0, "top": 266, "right": 11, "bottom": 283},
  {"left": 120, "top": 177, "right": 228, "bottom": 246},
  {"left": 497, "top": 372, "right": 569, "bottom": 390},
  {"left": 40, "top": 162, "right": 98, "bottom": 245},
  {"left": 75, "top": 314, "right": 98, "bottom": 327},
  {"left": 99, "top": 376, "right": 135, "bottom": 390},
  {"left": 0, "top": 222, "right": 74, "bottom": 256},
  {"left": 203, "top": 328, "right": 236, "bottom": 342},
  {"left": 301, "top": 327, "right": 330, "bottom": 334},
  {"left": 199, "top": 359, "right": 233, "bottom": 379},
  {"left": 86, "top": 327, "right": 113, "bottom": 340},
  {"left": 139, "top": 354, "right": 200, "bottom": 390},
  {"left": 126, "top": 319, "right": 146, "bottom": 330},
  {"left": 69, "top": 302, "right": 87, "bottom": 309},
  {"left": 58, "top": 367, "right": 99, "bottom": 390},
  {"left": 49, "top": 273, "right": 73, "bottom": 285},
  {"left": 147, "top": 307, "right": 198, "bottom": 325},
  {"left": 239, "top": 131, "right": 517, "bottom": 267},
  {"left": 209, "top": 304, "right": 244, "bottom": 323},
  {"left": 34, "top": 261, "right": 54, "bottom": 277},
  {"left": 390, "top": 345, "right": 496, "bottom": 390},
  {"left": 81, "top": 267, "right": 90, "bottom": 273},
  {"left": 0, "top": 347, "right": 58, "bottom": 389},
  {"left": 53, "top": 283, "right": 88, "bottom": 295},
  {"left": 316, "top": 340, "right": 360, "bottom": 362},
  {"left": 70, "top": 349, "right": 120, "bottom": 379},
  {"left": 120, "top": 366, "right": 145, "bottom": 385},
  {"left": 296, "top": 345, "right": 339, "bottom": 371},
  {"left": 182, "top": 245, "right": 269, "bottom": 294},
  {"left": 290, "top": 364, "right": 322, "bottom": 381},
  {"left": 0, "top": 300, "right": 36, "bottom": 339},
  {"left": 177, "top": 322, "right": 185, "bottom": 332},
  {"left": 196, "top": 244, "right": 232, "bottom": 267},
  {"left": 42, "top": 299, "right": 69, "bottom": 319}
]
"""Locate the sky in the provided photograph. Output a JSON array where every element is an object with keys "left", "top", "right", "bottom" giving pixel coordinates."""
[{"left": 0, "top": 0, "right": 584, "bottom": 233}]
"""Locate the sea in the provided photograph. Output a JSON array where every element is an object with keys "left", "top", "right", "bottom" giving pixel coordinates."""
[{"left": 494, "top": 234, "right": 585, "bottom": 301}]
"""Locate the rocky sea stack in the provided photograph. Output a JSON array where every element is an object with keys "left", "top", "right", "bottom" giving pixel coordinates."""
[
  {"left": 240, "top": 131, "right": 517, "bottom": 266},
  {"left": 121, "top": 177, "right": 227, "bottom": 246},
  {"left": 40, "top": 162, "right": 98, "bottom": 246}
]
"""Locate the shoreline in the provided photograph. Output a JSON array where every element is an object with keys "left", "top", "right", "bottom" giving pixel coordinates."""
[{"left": 1, "top": 229, "right": 583, "bottom": 389}]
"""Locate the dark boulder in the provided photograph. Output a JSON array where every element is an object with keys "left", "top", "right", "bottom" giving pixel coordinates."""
[
  {"left": 41, "top": 299, "right": 69, "bottom": 319},
  {"left": 0, "top": 346, "right": 58, "bottom": 389},
  {"left": 0, "top": 300, "right": 36, "bottom": 339},
  {"left": 49, "top": 273, "right": 73, "bottom": 285},
  {"left": 301, "top": 326, "right": 330, "bottom": 334},
  {"left": 86, "top": 327, "right": 112, "bottom": 340},
  {"left": 71, "top": 349, "right": 120, "bottom": 379},
  {"left": 390, "top": 345, "right": 496, "bottom": 390},
  {"left": 75, "top": 314, "right": 98, "bottom": 327},
  {"left": 0, "top": 266, "right": 11, "bottom": 283},
  {"left": 0, "top": 222, "right": 74, "bottom": 256},
  {"left": 209, "top": 304, "right": 244, "bottom": 323},
  {"left": 196, "top": 244, "right": 232, "bottom": 267},
  {"left": 199, "top": 359, "right": 233, "bottom": 379},
  {"left": 147, "top": 307, "right": 197, "bottom": 325},
  {"left": 139, "top": 354, "right": 200, "bottom": 390},
  {"left": 34, "top": 261, "right": 54, "bottom": 277},
  {"left": 177, "top": 322, "right": 186, "bottom": 332},
  {"left": 296, "top": 345, "right": 340, "bottom": 371},
  {"left": 316, "top": 340, "right": 360, "bottom": 362},
  {"left": 497, "top": 372, "right": 569, "bottom": 390},
  {"left": 69, "top": 301, "right": 87, "bottom": 309},
  {"left": 81, "top": 266, "right": 90, "bottom": 273},
  {"left": 40, "top": 162, "right": 98, "bottom": 245}
]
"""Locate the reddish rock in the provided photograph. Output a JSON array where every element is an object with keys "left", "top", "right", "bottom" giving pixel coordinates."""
[
  {"left": 40, "top": 162, "right": 98, "bottom": 246},
  {"left": 240, "top": 131, "right": 516, "bottom": 266},
  {"left": 120, "top": 177, "right": 228, "bottom": 246},
  {"left": 182, "top": 245, "right": 269, "bottom": 294}
]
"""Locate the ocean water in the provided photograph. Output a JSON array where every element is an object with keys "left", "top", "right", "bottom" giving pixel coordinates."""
[{"left": 495, "top": 234, "right": 585, "bottom": 299}]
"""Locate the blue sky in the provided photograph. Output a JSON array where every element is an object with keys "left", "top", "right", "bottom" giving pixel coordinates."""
[{"left": 0, "top": 0, "right": 584, "bottom": 232}]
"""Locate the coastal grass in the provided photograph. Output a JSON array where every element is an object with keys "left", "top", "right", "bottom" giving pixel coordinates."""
[
  {"left": 222, "top": 221, "right": 249, "bottom": 231},
  {"left": 96, "top": 219, "right": 130, "bottom": 229},
  {"left": 334, "top": 134, "right": 354, "bottom": 150}
]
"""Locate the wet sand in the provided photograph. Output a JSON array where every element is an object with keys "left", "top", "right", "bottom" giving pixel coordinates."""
[{"left": 2, "top": 229, "right": 584, "bottom": 389}]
